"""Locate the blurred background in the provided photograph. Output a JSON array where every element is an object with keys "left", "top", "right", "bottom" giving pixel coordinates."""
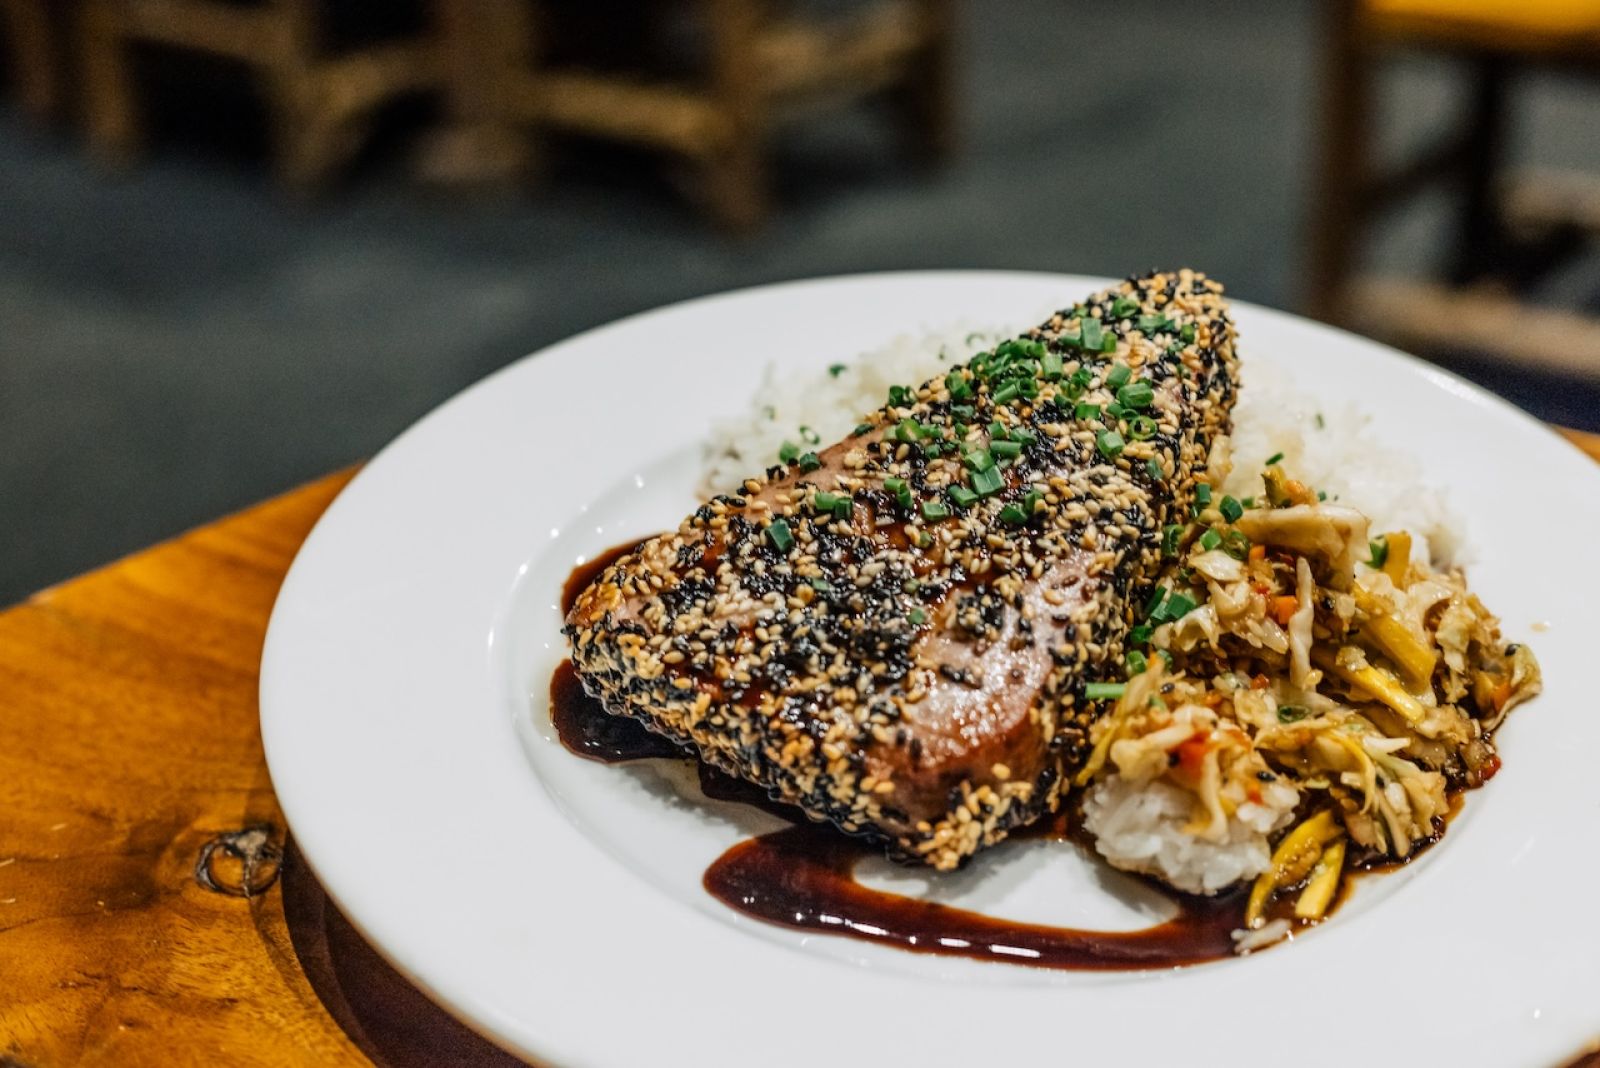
[{"left": 4, "top": 0, "right": 1599, "bottom": 606}]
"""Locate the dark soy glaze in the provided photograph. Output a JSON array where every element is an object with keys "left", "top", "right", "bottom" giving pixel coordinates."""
[
  {"left": 702, "top": 824, "right": 1247, "bottom": 970},
  {"left": 560, "top": 537, "right": 651, "bottom": 617},
  {"left": 549, "top": 661, "right": 684, "bottom": 763}
]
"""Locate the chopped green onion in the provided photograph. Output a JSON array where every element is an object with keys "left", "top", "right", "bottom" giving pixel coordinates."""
[
  {"left": 946, "top": 372, "right": 972, "bottom": 401},
  {"left": 1221, "top": 529, "right": 1250, "bottom": 560},
  {"left": 991, "top": 440, "right": 1023, "bottom": 459},
  {"left": 778, "top": 441, "right": 799, "bottom": 463},
  {"left": 988, "top": 419, "right": 1007, "bottom": 438},
  {"left": 1129, "top": 623, "right": 1153, "bottom": 645},
  {"left": 1146, "top": 456, "right": 1165, "bottom": 481},
  {"left": 971, "top": 466, "right": 1004, "bottom": 497},
  {"left": 1126, "top": 649, "right": 1148, "bottom": 675},
  {"left": 1180, "top": 323, "right": 1196, "bottom": 343},
  {"left": 908, "top": 607, "right": 927, "bottom": 625},
  {"left": 1317, "top": 490, "right": 1327, "bottom": 501},
  {"left": 998, "top": 503, "right": 1029, "bottom": 525},
  {"left": 1265, "top": 452, "right": 1284, "bottom": 466},
  {"left": 1104, "top": 400, "right": 1125, "bottom": 420},
  {"left": 1155, "top": 648, "right": 1175, "bottom": 670},
  {"left": 1041, "top": 350, "right": 1063, "bottom": 381},
  {"left": 1117, "top": 381, "right": 1155, "bottom": 409},
  {"left": 1315, "top": 412, "right": 1325, "bottom": 429},
  {"left": 1128, "top": 415, "right": 1157, "bottom": 441},
  {"left": 948, "top": 485, "right": 979, "bottom": 508},
  {"left": 1101, "top": 333, "right": 1118, "bottom": 353},
  {"left": 1143, "top": 585, "right": 1168, "bottom": 617},
  {"left": 884, "top": 477, "right": 913, "bottom": 509},
  {"left": 828, "top": 363, "right": 847, "bottom": 378},
  {"left": 1161, "top": 524, "right": 1182, "bottom": 557},
  {"left": 1085, "top": 682, "right": 1126, "bottom": 701},
  {"left": 808, "top": 576, "right": 832, "bottom": 592},
  {"left": 1105, "top": 361, "right": 1131, "bottom": 389},
  {"left": 1111, "top": 295, "right": 1140, "bottom": 319},
  {"left": 1219, "top": 495, "right": 1243, "bottom": 522},
  {"left": 887, "top": 385, "right": 913, "bottom": 407},
  {"left": 766, "top": 519, "right": 793, "bottom": 553},
  {"left": 1156, "top": 592, "right": 1197, "bottom": 622},
  {"left": 1365, "top": 536, "right": 1389, "bottom": 570},
  {"left": 1277, "top": 705, "right": 1308, "bottom": 724},
  {"left": 814, "top": 491, "right": 845, "bottom": 513},
  {"left": 1199, "top": 528, "right": 1222, "bottom": 551},
  {"left": 1075, "top": 401, "right": 1101, "bottom": 422},
  {"left": 1241, "top": 495, "right": 1255, "bottom": 508},
  {"left": 1195, "top": 483, "right": 1213, "bottom": 506},
  {"left": 798, "top": 451, "right": 821, "bottom": 472},
  {"left": 799, "top": 425, "right": 821, "bottom": 445},
  {"left": 1009, "top": 428, "right": 1037, "bottom": 446},
  {"left": 992, "top": 381, "right": 1021, "bottom": 405},
  {"left": 1081, "top": 316, "right": 1105, "bottom": 351},
  {"left": 1096, "top": 429, "right": 1125, "bottom": 459},
  {"left": 853, "top": 423, "right": 872, "bottom": 436},
  {"left": 922, "top": 500, "right": 951, "bottom": 521},
  {"left": 964, "top": 447, "right": 995, "bottom": 473},
  {"left": 1136, "top": 313, "right": 1172, "bottom": 333}
]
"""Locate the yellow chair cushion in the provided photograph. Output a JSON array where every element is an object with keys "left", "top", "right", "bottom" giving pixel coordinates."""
[{"left": 1366, "top": 0, "right": 1600, "bottom": 40}]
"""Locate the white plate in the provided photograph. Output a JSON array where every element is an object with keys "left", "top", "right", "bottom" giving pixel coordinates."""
[{"left": 261, "top": 272, "right": 1600, "bottom": 1068}]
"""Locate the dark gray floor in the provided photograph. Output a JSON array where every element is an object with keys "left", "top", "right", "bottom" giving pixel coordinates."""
[{"left": 4, "top": 0, "right": 1599, "bottom": 606}]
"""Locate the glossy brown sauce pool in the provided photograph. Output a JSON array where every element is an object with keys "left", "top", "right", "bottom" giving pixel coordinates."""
[
  {"left": 560, "top": 536, "right": 651, "bottom": 617},
  {"left": 549, "top": 661, "right": 684, "bottom": 763},
  {"left": 702, "top": 823, "right": 1252, "bottom": 970}
]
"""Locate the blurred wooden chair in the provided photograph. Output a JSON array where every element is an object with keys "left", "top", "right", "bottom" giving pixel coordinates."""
[
  {"left": 1306, "top": 0, "right": 1600, "bottom": 372},
  {"left": 2, "top": 0, "right": 61, "bottom": 118},
  {"left": 431, "top": 0, "right": 954, "bottom": 232},
  {"left": 78, "top": 0, "right": 441, "bottom": 189}
]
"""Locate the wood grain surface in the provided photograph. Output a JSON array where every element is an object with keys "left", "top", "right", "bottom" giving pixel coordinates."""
[{"left": 3, "top": 429, "right": 1599, "bottom": 1065}]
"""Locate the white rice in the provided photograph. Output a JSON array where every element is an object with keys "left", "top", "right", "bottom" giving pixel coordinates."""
[
  {"left": 700, "top": 315, "right": 1468, "bottom": 897},
  {"left": 1081, "top": 776, "right": 1299, "bottom": 895}
]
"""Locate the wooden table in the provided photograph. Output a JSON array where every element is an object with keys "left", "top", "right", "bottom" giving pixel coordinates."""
[{"left": 6, "top": 432, "right": 1600, "bottom": 1066}]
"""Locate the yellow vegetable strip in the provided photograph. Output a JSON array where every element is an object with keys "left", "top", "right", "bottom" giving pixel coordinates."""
[
  {"left": 1244, "top": 810, "right": 1342, "bottom": 928},
  {"left": 1354, "top": 586, "right": 1436, "bottom": 686},
  {"left": 1294, "top": 839, "right": 1347, "bottom": 920},
  {"left": 1314, "top": 648, "right": 1428, "bottom": 724},
  {"left": 1380, "top": 531, "right": 1411, "bottom": 585}
]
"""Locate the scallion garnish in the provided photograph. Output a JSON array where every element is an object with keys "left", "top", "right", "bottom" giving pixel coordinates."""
[
  {"left": 799, "top": 425, "right": 820, "bottom": 445},
  {"left": 949, "top": 485, "right": 979, "bottom": 508},
  {"left": 1111, "top": 295, "right": 1140, "bottom": 319},
  {"left": 1126, "top": 649, "right": 1148, "bottom": 675},
  {"left": 887, "top": 385, "right": 913, "bottom": 407},
  {"left": 909, "top": 607, "right": 927, "bottom": 625},
  {"left": 1199, "top": 528, "right": 1222, "bottom": 551},
  {"left": 884, "top": 477, "right": 913, "bottom": 509},
  {"left": 998, "top": 503, "right": 1029, "bottom": 525},
  {"left": 1156, "top": 592, "right": 1197, "bottom": 622},
  {"left": 813, "top": 491, "right": 844, "bottom": 513},
  {"left": 964, "top": 448, "right": 995, "bottom": 473},
  {"left": 1085, "top": 682, "right": 1126, "bottom": 701},
  {"left": 1143, "top": 585, "right": 1168, "bottom": 617},
  {"left": 1128, "top": 415, "right": 1157, "bottom": 440},
  {"left": 1105, "top": 361, "right": 1131, "bottom": 389},
  {"left": 1265, "top": 452, "right": 1284, "bottom": 466},
  {"left": 1195, "top": 483, "right": 1213, "bottom": 506},
  {"left": 992, "top": 381, "right": 1021, "bottom": 405},
  {"left": 1096, "top": 429, "right": 1125, "bottom": 459},
  {"left": 1081, "top": 317, "right": 1105, "bottom": 351},
  {"left": 991, "top": 440, "right": 1023, "bottom": 459},
  {"left": 1219, "top": 495, "right": 1243, "bottom": 522},
  {"left": 1010, "top": 428, "right": 1037, "bottom": 446},
  {"left": 1146, "top": 456, "right": 1164, "bottom": 481},
  {"left": 798, "top": 451, "right": 821, "bottom": 472},
  {"left": 946, "top": 372, "right": 972, "bottom": 401},
  {"left": 1117, "top": 381, "right": 1154, "bottom": 409},
  {"left": 1075, "top": 401, "right": 1100, "bottom": 421},
  {"left": 1277, "top": 705, "right": 1308, "bottom": 724},
  {"left": 971, "top": 466, "right": 1004, "bottom": 497},
  {"left": 1221, "top": 529, "right": 1250, "bottom": 560},
  {"left": 766, "top": 519, "right": 793, "bottom": 553},
  {"left": 1129, "top": 623, "right": 1153, "bottom": 645},
  {"left": 1161, "top": 524, "right": 1182, "bottom": 557},
  {"left": 778, "top": 441, "right": 799, "bottom": 463},
  {"left": 922, "top": 500, "right": 950, "bottom": 521},
  {"left": 1180, "top": 323, "right": 1196, "bottom": 343},
  {"left": 828, "top": 363, "right": 847, "bottom": 378},
  {"left": 853, "top": 423, "right": 872, "bottom": 436},
  {"left": 1365, "top": 536, "right": 1389, "bottom": 569},
  {"left": 1041, "top": 350, "right": 1063, "bottom": 381},
  {"left": 1136, "top": 313, "right": 1172, "bottom": 333},
  {"left": 809, "top": 576, "right": 832, "bottom": 592}
]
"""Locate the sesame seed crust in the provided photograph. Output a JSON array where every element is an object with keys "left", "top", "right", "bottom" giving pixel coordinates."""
[{"left": 565, "top": 270, "right": 1240, "bottom": 869}]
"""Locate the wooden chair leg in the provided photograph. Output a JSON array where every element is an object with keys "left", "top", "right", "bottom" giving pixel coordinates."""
[
  {"left": 704, "top": 0, "right": 767, "bottom": 233},
  {"left": 2, "top": 0, "right": 59, "bottom": 119},
  {"left": 1445, "top": 56, "right": 1512, "bottom": 286},
  {"left": 79, "top": 0, "right": 143, "bottom": 165},
  {"left": 1303, "top": 0, "right": 1370, "bottom": 325},
  {"left": 889, "top": 0, "right": 956, "bottom": 166}
]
